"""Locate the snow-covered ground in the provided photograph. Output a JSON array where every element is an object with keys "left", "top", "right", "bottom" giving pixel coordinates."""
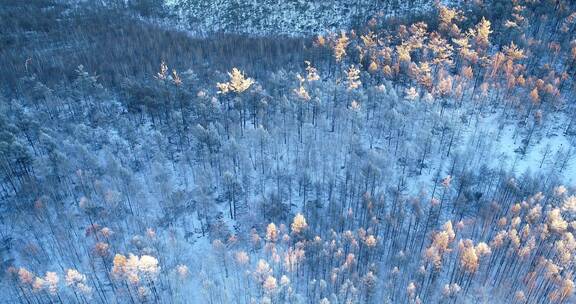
[
  {"left": 448, "top": 108, "right": 576, "bottom": 186},
  {"left": 163, "top": 0, "right": 437, "bottom": 36}
]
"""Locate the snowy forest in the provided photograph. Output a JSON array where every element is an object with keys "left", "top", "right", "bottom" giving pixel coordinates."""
[{"left": 2, "top": 0, "right": 576, "bottom": 303}]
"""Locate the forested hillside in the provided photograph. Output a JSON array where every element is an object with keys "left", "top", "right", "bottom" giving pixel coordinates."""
[
  {"left": 1, "top": 0, "right": 576, "bottom": 303},
  {"left": 163, "top": 0, "right": 436, "bottom": 35}
]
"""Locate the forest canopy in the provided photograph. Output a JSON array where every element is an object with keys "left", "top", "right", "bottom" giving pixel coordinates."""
[{"left": 1, "top": 0, "right": 576, "bottom": 303}]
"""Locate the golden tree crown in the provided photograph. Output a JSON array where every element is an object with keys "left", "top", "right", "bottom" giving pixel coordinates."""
[{"left": 217, "top": 68, "right": 254, "bottom": 94}]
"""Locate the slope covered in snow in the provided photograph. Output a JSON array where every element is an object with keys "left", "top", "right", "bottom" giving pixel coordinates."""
[{"left": 163, "top": 0, "right": 436, "bottom": 36}]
